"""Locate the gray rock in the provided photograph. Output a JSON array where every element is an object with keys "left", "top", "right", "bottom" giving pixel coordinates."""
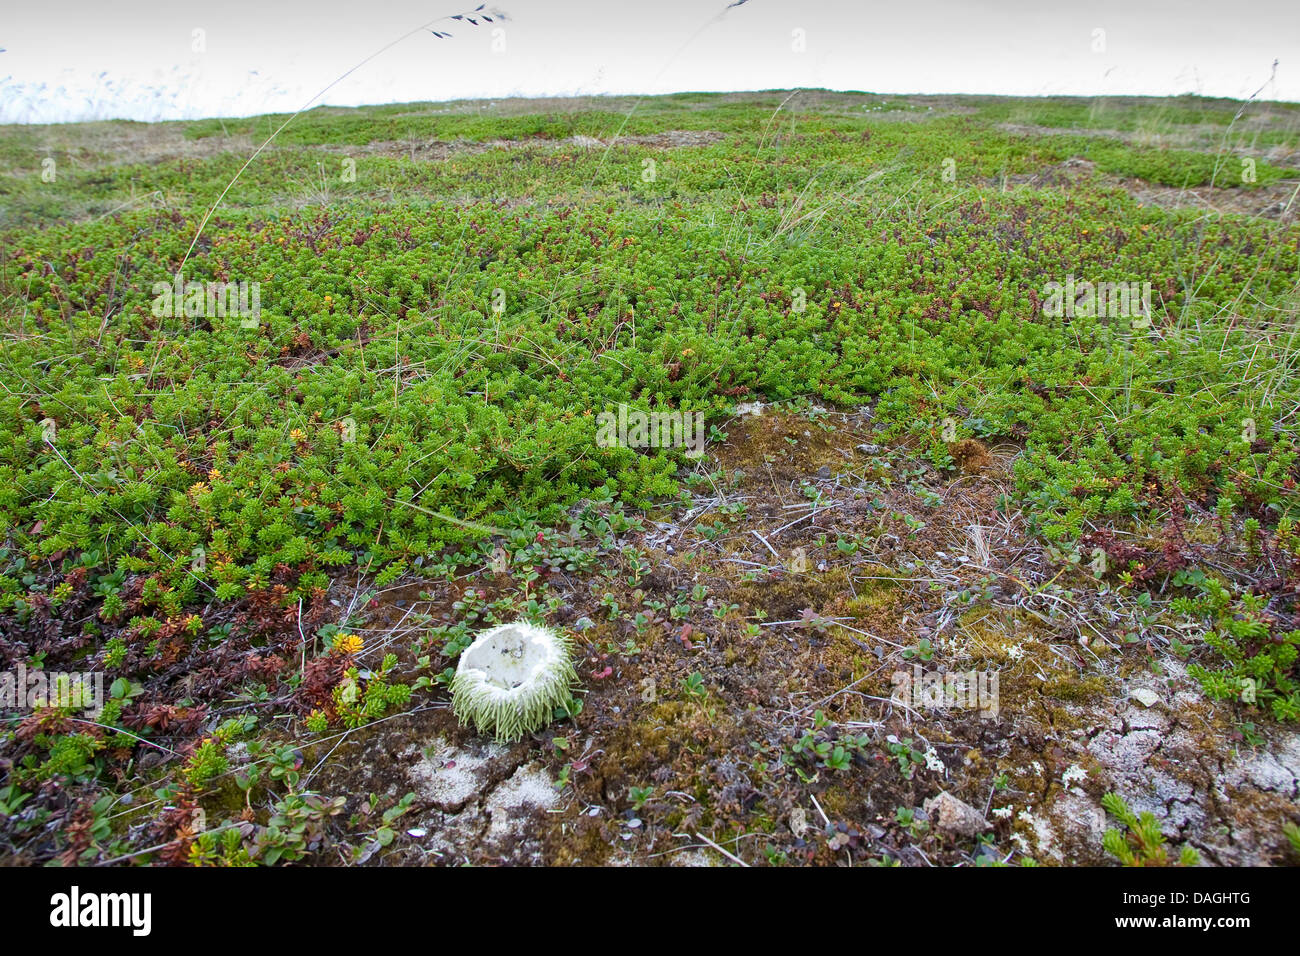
[{"left": 923, "top": 791, "right": 991, "bottom": 837}]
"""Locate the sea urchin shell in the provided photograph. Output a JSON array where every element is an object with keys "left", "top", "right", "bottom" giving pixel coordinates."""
[{"left": 450, "top": 620, "right": 578, "bottom": 742}]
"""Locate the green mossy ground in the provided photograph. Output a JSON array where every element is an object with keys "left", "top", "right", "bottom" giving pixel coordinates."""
[{"left": 2, "top": 91, "right": 1298, "bottom": 865}]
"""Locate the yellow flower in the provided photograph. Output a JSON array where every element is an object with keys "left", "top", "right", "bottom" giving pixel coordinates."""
[
  {"left": 188, "top": 481, "right": 210, "bottom": 498},
  {"left": 208, "top": 467, "right": 222, "bottom": 481},
  {"left": 290, "top": 428, "right": 307, "bottom": 443},
  {"left": 332, "top": 633, "right": 363, "bottom": 655}
]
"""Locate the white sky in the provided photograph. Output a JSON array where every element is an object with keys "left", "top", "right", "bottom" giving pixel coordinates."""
[{"left": 1, "top": 0, "right": 1297, "bottom": 124}]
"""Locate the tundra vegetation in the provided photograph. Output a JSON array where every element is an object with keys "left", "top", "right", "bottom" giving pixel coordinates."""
[{"left": 0, "top": 90, "right": 1298, "bottom": 866}]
